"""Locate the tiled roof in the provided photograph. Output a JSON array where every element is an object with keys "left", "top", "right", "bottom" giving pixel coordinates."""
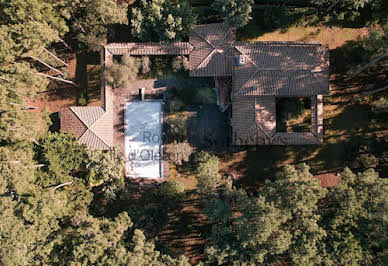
[
  {"left": 189, "top": 23, "right": 236, "bottom": 77},
  {"left": 79, "top": 129, "right": 110, "bottom": 150},
  {"left": 233, "top": 41, "right": 329, "bottom": 96},
  {"left": 60, "top": 108, "right": 87, "bottom": 139},
  {"left": 105, "top": 42, "right": 194, "bottom": 55},
  {"left": 313, "top": 173, "right": 341, "bottom": 188},
  {"left": 62, "top": 106, "right": 112, "bottom": 150},
  {"left": 69, "top": 106, "right": 104, "bottom": 127},
  {"left": 232, "top": 96, "right": 323, "bottom": 145}
]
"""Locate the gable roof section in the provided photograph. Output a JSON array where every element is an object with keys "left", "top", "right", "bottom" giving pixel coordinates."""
[
  {"left": 60, "top": 108, "right": 87, "bottom": 139},
  {"left": 66, "top": 106, "right": 112, "bottom": 150},
  {"left": 70, "top": 106, "right": 105, "bottom": 127},
  {"left": 233, "top": 42, "right": 329, "bottom": 96},
  {"left": 79, "top": 129, "right": 110, "bottom": 150},
  {"left": 189, "top": 23, "right": 236, "bottom": 77}
]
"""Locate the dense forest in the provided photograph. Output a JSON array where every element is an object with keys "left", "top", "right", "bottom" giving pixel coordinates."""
[{"left": 1, "top": 0, "right": 387, "bottom": 265}]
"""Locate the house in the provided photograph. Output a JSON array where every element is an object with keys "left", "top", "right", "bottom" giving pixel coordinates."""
[{"left": 60, "top": 23, "right": 330, "bottom": 178}]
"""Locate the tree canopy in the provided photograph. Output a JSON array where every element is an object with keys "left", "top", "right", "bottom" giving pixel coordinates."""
[
  {"left": 203, "top": 165, "right": 388, "bottom": 265},
  {"left": 71, "top": 0, "right": 129, "bottom": 51},
  {"left": 131, "top": 0, "right": 197, "bottom": 42},
  {"left": 211, "top": 0, "right": 254, "bottom": 29}
]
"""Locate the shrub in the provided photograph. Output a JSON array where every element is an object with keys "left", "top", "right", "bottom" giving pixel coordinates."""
[
  {"left": 371, "top": 96, "right": 388, "bottom": 114},
  {"left": 167, "top": 112, "right": 189, "bottom": 143},
  {"left": 104, "top": 53, "right": 140, "bottom": 88},
  {"left": 277, "top": 97, "right": 304, "bottom": 120},
  {"left": 164, "top": 142, "right": 192, "bottom": 165},
  {"left": 157, "top": 180, "right": 185, "bottom": 202},
  {"left": 140, "top": 56, "right": 151, "bottom": 74},
  {"left": 190, "top": 151, "right": 222, "bottom": 195},
  {"left": 172, "top": 56, "right": 189, "bottom": 72},
  {"left": 85, "top": 147, "right": 125, "bottom": 202},
  {"left": 356, "top": 153, "right": 379, "bottom": 169}
]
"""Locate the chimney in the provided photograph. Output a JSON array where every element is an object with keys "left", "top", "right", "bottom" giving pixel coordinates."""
[{"left": 139, "top": 88, "right": 145, "bottom": 101}]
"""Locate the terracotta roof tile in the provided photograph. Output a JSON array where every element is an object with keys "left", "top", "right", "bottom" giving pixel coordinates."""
[
  {"left": 60, "top": 108, "right": 87, "bottom": 139},
  {"left": 70, "top": 106, "right": 104, "bottom": 127},
  {"left": 189, "top": 23, "right": 236, "bottom": 77},
  {"left": 105, "top": 42, "right": 193, "bottom": 55},
  {"left": 233, "top": 42, "right": 330, "bottom": 96},
  {"left": 79, "top": 129, "right": 110, "bottom": 150}
]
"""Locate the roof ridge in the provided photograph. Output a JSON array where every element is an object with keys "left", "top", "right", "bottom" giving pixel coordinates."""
[
  {"left": 192, "top": 30, "right": 216, "bottom": 50},
  {"left": 79, "top": 129, "right": 110, "bottom": 150},
  {"left": 70, "top": 106, "right": 105, "bottom": 128},
  {"left": 234, "top": 41, "right": 323, "bottom": 46}
]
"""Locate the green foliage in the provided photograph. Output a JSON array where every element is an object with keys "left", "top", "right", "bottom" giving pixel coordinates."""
[
  {"left": 277, "top": 97, "right": 305, "bottom": 120},
  {"left": 140, "top": 56, "right": 151, "bottom": 74},
  {"left": 0, "top": 88, "right": 48, "bottom": 144},
  {"left": 355, "top": 153, "right": 379, "bottom": 169},
  {"left": 320, "top": 168, "right": 388, "bottom": 265},
  {"left": 167, "top": 111, "right": 188, "bottom": 143},
  {"left": 203, "top": 165, "right": 388, "bottom": 265},
  {"left": 191, "top": 151, "right": 222, "bottom": 195},
  {"left": 104, "top": 53, "right": 140, "bottom": 88},
  {"left": 73, "top": 0, "right": 128, "bottom": 51},
  {"left": 131, "top": 0, "right": 197, "bottom": 42},
  {"left": 203, "top": 164, "right": 327, "bottom": 265},
  {"left": 263, "top": 6, "right": 289, "bottom": 29},
  {"left": 157, "top": 180, "right": 186, "bottom": 202},
  {"left": 34, "top": 132, "right": 87, "bottom": 186},
  {"left": 371, "top": 96, "right": 388, "bottom": 114},
  {"left": 85, "top": 147, "right": 125, "bottom": 201},
  {"left": 314, "top": 0, "right": 373, "bottom": 23},
  {"left": 211, "top": 0, "right": 254, "bottom": 28},
  {"left": 0, "top": 0, "right": 68, "bottom": 59},
  {"left": 172, "top": 56, "right": 189, "bottom": 72}
]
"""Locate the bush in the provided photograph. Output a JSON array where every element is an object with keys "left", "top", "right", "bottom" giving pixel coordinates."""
[
  {"left": 190, "top": 151, "right": 222, "bottom": 195},
  {"left": 371, "top": 96, "right": 388, "bottom": 114},
  {"left": 85, "top": 147, "right": 125, "bottom": 202},
  {"left": 157, "top": 180, "right": 185, "bottom": 202},
  {"left": 356, "top": 153, "right": 379, "bottom": 169},
  {"left": 172, "top": 56, "right": 189, "bottom": 72},
  {"left": 140, "top": 56, "right": 151, "bottom": 74},
  {"left": 277, "top": 97, "right": 305, "bottom": 120},
  {"left": 104, "top": 53, "right": 140, "bottom": 88},
  {"left": 167, "top": 112, "right": 189, "bottom": 143}
]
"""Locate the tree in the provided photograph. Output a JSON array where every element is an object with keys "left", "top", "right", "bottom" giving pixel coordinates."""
[
  {"left": 320, "top": 168, "right": 388, "bottom": 265},
  {"left": 131, "top": 0, "right": 197, "bottom": 42},
  {"left": 104, "top": 53, "right": 140, "bottom": 89},
  {"left": 34, "top": 132, "right": 87, "bottom": 187},
  {"left": 172, "top": 56, "right": 189, "bottom": 72},
  {"left": 203, "top": 164, "right": 327, "bottom": 265},
  {"left": 314, "top": 0, "right": 373, "bottom": 23},
  {"left": 85, "top": 147, "right": 125, "bottom": 201},
  {"left": 211, "top": 0, "right": 254, "bottom": 29},
  {"left": 0, "top": 88, "right": 48, "bottom": 144},
  {"left": 203, "top": 165, "right": 388, "bottom": 265},
  {"left": 71, "top": 0, "right": 129, "bottom": 51},
  {"left": 140, "top": 56, "right": 151, "bottom": 74},
  {"left": 190, "top": 151, "right": 222, "bottom": 196}
]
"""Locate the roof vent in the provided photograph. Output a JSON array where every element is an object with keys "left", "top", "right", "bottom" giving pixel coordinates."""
[{"left": 237, "top": 55, "right": 245, "bottom": 66}]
